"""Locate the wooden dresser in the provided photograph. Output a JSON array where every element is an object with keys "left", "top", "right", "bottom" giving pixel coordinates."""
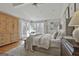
[
  {"left": 0, "top": 12, "right": 19, "bottom": 46},
  {"left": 61, "top": 36, "right": 79, "bottom": 56}
]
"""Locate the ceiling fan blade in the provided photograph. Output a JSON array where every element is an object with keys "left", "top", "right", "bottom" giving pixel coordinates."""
[{"left": 12, "top": 3, "right": 24, "bottom": 7}]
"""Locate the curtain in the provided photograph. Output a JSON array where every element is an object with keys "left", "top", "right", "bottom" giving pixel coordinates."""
[{"left": 29, "top": 22, "right": 44, "bottom": 34}]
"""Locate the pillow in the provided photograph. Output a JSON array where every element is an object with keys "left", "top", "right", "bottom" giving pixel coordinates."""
[
  {"left": 54, "top": 32, "right": 58, "bottom": 39},
  {"left": 51, "top": 31, "right": 56, "bottom": 39},
  {"left": 51, "top": 31, "right": 58, "bottom": 39},
  {"left": 56, "top": 32, "right": 62, "bottom": 39}
]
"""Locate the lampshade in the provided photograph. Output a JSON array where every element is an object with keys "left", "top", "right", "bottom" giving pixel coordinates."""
[
  {"left": 68, "top": 11, "right": 79, "bottom": 42},
  {"left": 68, "top": 11, "right": 79, "bottom": 26}
]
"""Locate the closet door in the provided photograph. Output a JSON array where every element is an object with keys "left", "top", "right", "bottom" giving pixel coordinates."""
[
  {"left": 11, "top": 18, "right": 19, "bottom": 42},
  {"left": 13, "top": 18, "right": 19, "bottom": 34},
  {"left": 0, "top": 33, "right": 10, "bottom": 46},
  {"left": 2, "top": 34, "right": 11, "bottom": 45},
  {"left": 10, "top": 33, "right": 19, "bottom": 42},
  {"left": 0, "top": 14, "right": 7, "bottom": 33},
  {"left": 0, "top": 34, "right": 4, "bottom": 46},
  {"left": 14, "top": 18, "right": 19, "bottom": 41},
  {"left": 6, "top": 16, "right": 14, "bottom": 34}
]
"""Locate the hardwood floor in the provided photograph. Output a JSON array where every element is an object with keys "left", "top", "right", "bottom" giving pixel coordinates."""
[
  {"left": 0, "top": 41, "right": 20, "bottom": 54},
  {"left": 0, "top": 41, "right": 60, "bottom": 56}
]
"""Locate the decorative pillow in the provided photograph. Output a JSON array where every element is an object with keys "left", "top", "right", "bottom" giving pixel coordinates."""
[
  {"left": 56, "top": 32, "right": 62, "bottom": 39},
  {"left": 51, "top": 31, "right": 56, "bottom": 39},
  {"left": 51, "top": 31, "right": 58, "bottom": 39},
  {"left": 54, "top": 32, "right": 58, "bottom": 39}
]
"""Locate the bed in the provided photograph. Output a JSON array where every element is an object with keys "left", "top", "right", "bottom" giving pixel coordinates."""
[
  {"left": 32, "top": 39, "right": 61, "bottom": 56},
  {"left": 25, "top": 32, "right": 62, "bottom": 55}
]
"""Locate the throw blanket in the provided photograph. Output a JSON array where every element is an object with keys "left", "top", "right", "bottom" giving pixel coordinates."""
[
  {"left": 32, "top": 34, "right": 52, "bottom": 49},
  {"left": 39, "top": 34, "right": 51, "bottom": 49},
  {"left": 26, "top": 34, "right": 52, "bottom": 50},
  {"left": 32, "top": 35, "right": 42, "bottom": 47}
]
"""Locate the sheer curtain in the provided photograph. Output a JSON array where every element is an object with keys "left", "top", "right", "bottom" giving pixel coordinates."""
[
  {"left": 20, "top": 19, "right": 27, "bottom": 39},
  {"left": 29, "top": 22, "right": 44, "bottom": 34},
  {"left": 36, "top": 23, "right": 44, "bottom": 34}
]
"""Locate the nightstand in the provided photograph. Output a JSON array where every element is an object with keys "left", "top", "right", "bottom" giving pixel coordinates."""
[{"left": 61, "top": 36, "right": 79, "bottom": 56}]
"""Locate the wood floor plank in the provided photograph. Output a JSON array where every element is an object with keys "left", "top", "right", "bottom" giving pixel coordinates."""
[{"left": 0, "top": 41, "right": 20, "bottom": 53}]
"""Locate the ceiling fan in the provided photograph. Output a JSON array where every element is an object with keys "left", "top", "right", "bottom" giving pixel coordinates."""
[
  {"left": 12, "top": 3, "right": 24, "bottom": 7},
  {"left": 32, "top": 3, "right": 38, "bottom": 6},
  {"left": 12, "top": 3, "right": 42, "bottom": 7},
  {"left": 32, "top": 3, "right": 42, "bottom": 7}
]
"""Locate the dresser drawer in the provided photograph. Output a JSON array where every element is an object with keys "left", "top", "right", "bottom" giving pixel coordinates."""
[
  {"left": 62, "top": 42, "right": 73, "bottom": 56},
  {"left": 61, "top": 39, "right": 75, "bottom": 56}
]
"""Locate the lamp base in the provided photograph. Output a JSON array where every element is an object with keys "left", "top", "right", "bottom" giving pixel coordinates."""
[
  {"left": 76, "top": 42, "right": 79, "bottom": 45},
  {"left": 73, "top": 27, "right": 79, "bottom": 42}
]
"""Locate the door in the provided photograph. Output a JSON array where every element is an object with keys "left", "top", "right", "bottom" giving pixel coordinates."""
[
  {"left": 6, "top": 16, "right": 14, "bottom": 34},
  {"left": 0, "top": 33, "right": 11, "bottom": 46},
  {"left": 10, "top": 18, "right": 19, "bottom": 42},
  {"left": 10, "top": 33, "right": 19, "bottom": 42},
  {"left": 0, "top": 14, "right": 7, "bottom": 33},
  {"left": 13, "top": 18, "right": 19, "bottom": 34}
]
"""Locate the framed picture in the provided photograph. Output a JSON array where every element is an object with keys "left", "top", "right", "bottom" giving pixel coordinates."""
[{"left": 69, "top": 3, "right": 75, "bottom": 18}]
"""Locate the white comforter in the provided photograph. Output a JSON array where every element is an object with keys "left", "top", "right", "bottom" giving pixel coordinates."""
[
  {"left": 32, "top": 34, "right": 52, "bottom": 49},
  {"left": 26, "top": 34, "right": 60, "bottom": 50},
  {"left": 38, "top": 34, "right": 51, "bottom": 49},
  {"left": 32, "top": 35, "right": 42, "bottom": 47}
]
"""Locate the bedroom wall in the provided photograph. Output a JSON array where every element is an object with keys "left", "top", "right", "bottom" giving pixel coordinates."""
[
  {"left": 44, "top": 19, "right": 60, "bottom": 34},
  {"left": 59, "top": 4, "right": 69, "bottom": 35},
  {"left": 19, "top": 18, "right": 27, "bottom": 40},
  {"left": 60, "top": 14, "right": 66, "bottom": 35},
  {"left": 44, "top": 20, "right": 49, "bottom": 34}
]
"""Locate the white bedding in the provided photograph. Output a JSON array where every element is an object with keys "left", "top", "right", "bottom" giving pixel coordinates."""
[
  {"left": 32, "top": 34, "right": 60, "bottom": 48},
  {"left": 50, "top": 39, "right": 60, "bottom": 48},
  {"left": 33, "top": 37, "right": 60, "bottom": 48},
  {"left": 26, "top": 34, "right": 61, "bottom": 50},
  {"left": 38, "top": 34, "right": 52, "bottom": 49},
  {"left": 32, "top": 35, "right": 42, "bottom": 46}
]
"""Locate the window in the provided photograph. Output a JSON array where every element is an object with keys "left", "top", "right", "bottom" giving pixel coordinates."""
[{"left": 29, "top": 22, "right": 44, "bottom": 34}]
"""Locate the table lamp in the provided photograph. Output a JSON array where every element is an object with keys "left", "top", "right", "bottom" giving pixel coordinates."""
[{"left": 69, "top": 11, "right": 79, "bottom": 42}]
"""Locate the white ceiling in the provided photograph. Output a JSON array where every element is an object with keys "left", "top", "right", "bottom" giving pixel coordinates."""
[{"left": 0, "top": 3, "right": 68, "bottom": 21}]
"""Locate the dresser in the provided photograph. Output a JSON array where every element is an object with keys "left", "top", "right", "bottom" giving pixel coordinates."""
[
  {"left": 61, "top": 36, "right": 79, "bottom": 56},
  {"left": 0, "top": 12, "right": 19, "bottom": 46}
]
